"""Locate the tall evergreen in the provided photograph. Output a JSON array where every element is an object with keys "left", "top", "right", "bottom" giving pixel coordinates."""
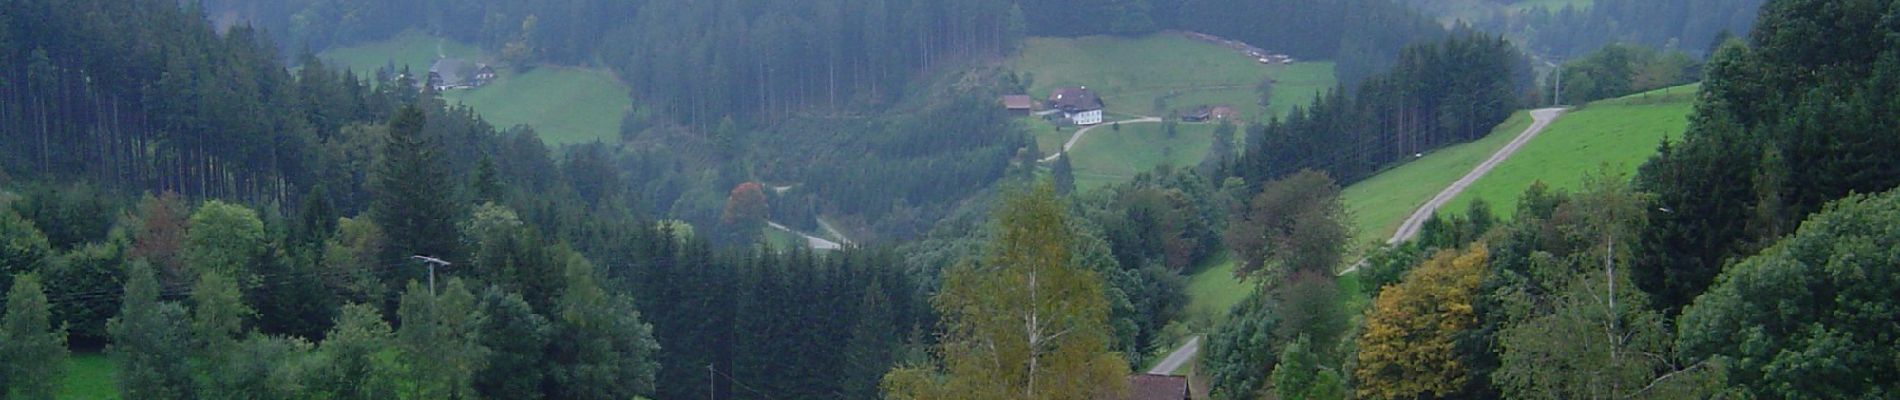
[
  {"left": 371, "top": 105, "right": 462, "bottom": 280},
  {"left": 107, "top": 261, "right": 195, "bottom": 400},
  {"left": 0, "top": 274, "right": 67, "bottom": 400}
]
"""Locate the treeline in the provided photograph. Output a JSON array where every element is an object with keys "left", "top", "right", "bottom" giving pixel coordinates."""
[
  {"left": 199, "top": 0, "right": 639, "bottom": 64},
  {"left": 0, "top": 0, "right": 396, "bottom": 203},
  {"left": 1234, "top": 32, "right": 1527, "bottom": 187},
  {"left": 1162, "top": 0, "right": 1451, "bottom": 85},
  {"left": 750, "top": 74, "right": 1028, "bottom": 241},
  {"left": 1555, "top": 43, "right": 1703, "bottom": 104},
  {"left": 1504, "top": 0, "right": 1766, "bottom": 58},
  {"left": 1020, "top": 0, "right": 1448, "bottom": 85},
  {"left": 615, "top": 0, "right": 1021, "bottom": 124},
  {"left": 209, "top": 0, "right": 1023, "bottom": 125},
  {"left": 1, "top": 1, "right": 939, "bottom": 397}
]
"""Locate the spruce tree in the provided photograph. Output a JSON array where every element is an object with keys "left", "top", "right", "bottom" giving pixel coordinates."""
[
  {"left": 371, "top": 105, "right": 461, "bottom": 280},
  {"left": 1053, "top": 152, "right": 1077, "bottom": 195},
  {"left": 107, "top": 261, "right": 194, "bottom": 400},
  {"left": 0, "top": 274, "right": 67, "bottom": 400},
  {"left": 473, "top": 286, "right": 550, "bottom": 400}
]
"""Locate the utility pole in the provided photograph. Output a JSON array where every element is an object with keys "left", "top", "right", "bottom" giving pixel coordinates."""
[
  {"left": 1555, "top": 63, "right": 1563, "bottom": 106},
  {"left": 708, "top": 364, "right": 716, "bottom": 400},
  {"left": 411, "top": 255, "right": 451, "bottom": 296}
]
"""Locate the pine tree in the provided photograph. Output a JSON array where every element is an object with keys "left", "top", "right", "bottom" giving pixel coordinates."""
[
  {"left": 842, "top": 277, "right": 900, "bottom": 399},
  {"left": 1053, "top": 153, "right": 1077, "bottom": 195},
  {"left": 548, "top": 252, "right": 661, "bottom": 399},
  {"left": 473, "top": 286, "right": 551, "bottom": 400},
  {"left": 1, "top": 274, "right": 67, "bottom": 400},
  {"left": 397, "top": 279, "right": 488, "bottom": 399},
  {"left": 371, "top": 105, "right": 461, "bottom": 278},
  {"left": 107, "top": 261, "right": 194, "bottom": 400}
]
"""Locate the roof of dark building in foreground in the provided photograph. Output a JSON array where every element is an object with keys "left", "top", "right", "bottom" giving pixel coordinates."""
[{"left": 1120, "top": 374, "right": 1189, "bottom": 400}]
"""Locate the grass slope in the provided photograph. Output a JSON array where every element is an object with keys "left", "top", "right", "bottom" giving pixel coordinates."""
[
  {"left": 441, "top": 67, "right": 632, "bottom": 145},
  {"left": 318, "top": 30, "right": 484, "bottom": 75},
  {"left": 321, "top": 32, "right": 631, "bottom": 145},
  {"left": 62, "top": 352, "right": 117, "bottom": 399},
  {"left": 1012, "top": 33, "right": 1335, "bottom": 123},
  {"left": 1067, "top": 122, "right": 1216, "bottom": 192},
  {"left": 1184, "top": 253, "right": 1251, "bottom": 320},
  {"left": 1441, "top": 84, "right": 1695, "bottom": 216},
  {"left": 1342, "top": 111, "right": 1535, "bottom": 241}
]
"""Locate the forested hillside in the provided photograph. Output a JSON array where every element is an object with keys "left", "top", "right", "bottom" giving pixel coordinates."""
[
  {"left": 0, "top": 1, "right": 943, "bottom": 398},
  {"left": 1233, "top": 32, "right": 1529, "bottom": 187},
  {"left": 1201, "top": 1, "right": 1900, "bottom": 399},
  {"left": 1511, "top": 0, "right": 1766, "bottom": 58},
  {"left": 7, "top": 0, "right": 1899, "bottom": 399}
]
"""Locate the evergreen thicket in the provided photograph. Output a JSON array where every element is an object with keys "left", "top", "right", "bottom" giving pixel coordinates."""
[{"left": 1235, "top": 32, "right": 1527, "bottom": 188}]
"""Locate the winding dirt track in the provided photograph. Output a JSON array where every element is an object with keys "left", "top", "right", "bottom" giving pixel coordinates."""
[
  {"left": 1038, "top": 116, "right": 1163, "bottom": 163},
  {"left": 1155, "top": 108, "right": 1568, "bottom": 371},
  {"left": 1386, "top": 107, "right": 1567, "bottom": 244}
]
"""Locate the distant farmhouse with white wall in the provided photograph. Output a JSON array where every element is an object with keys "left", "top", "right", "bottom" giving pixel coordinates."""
[
  {"left": 427, "top": 58, "right": 497, "bottom": 91},
  {"left": 1048, "top": 87, "right": 1105, "bottom": 125}
]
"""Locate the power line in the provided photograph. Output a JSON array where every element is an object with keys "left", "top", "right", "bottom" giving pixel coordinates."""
[
  {"left": 708, "top": 364, "right": 780, "bottom": 400},
  {"left": 38, "top": 257, "right": 428, "bottom": 307}
]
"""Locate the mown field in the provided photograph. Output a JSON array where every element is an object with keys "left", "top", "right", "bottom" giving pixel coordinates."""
[
  {"left": 1066, "top": 122, "right": 1217, "bottom": 192},
  {"left": 61, "top": 352, "right": 116, "bottom": 400},
  {"left": 1440, "top": 84, "right": 1696, "bottom": 217},
  {"left": 1011, "top": 33, "right": 1335, "bottom": 124},
  {"left": 320, "top": 31, "right": 631, "bottom": 145},
  {"left": 1340, "top": 111, "right": 1535, "bottom": 241}
]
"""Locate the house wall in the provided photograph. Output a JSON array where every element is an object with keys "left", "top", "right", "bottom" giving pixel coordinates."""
[{"left": 1071, "top": 109, "right": 1103, "bottom": 125}]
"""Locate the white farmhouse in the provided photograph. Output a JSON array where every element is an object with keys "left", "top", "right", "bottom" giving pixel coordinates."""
[{"left": 1048, "top": 87, "right": 1105, "bottom": 125}]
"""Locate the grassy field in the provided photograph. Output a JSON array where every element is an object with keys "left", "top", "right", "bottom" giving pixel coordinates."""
[
  {"left": 62, "top": 352, "right": 117, "bottom": 399},
  {"left": 1011, "top": 33, "right": 1335, "bottom": 124},
  {"left": 1066, "top": 122, "right": 1216, "bottom": 192},
  {"left": 1340, "top": 111, "right": 1535, "bottom": 241},
  {"left": 441, "top": 67, "right": 632, "bottom": 145},
  {"left": 318, "top": 30, "right": 485, "bottom": 75},
  {"left": 1184, "top": 253, "right": 1253, "bottom": 320},
  {"left": 1439, "top": 84, "right": 1696, "bottom": 217},
  {"left": 320, "top": 32, "right": 631, "bottom": 145}
]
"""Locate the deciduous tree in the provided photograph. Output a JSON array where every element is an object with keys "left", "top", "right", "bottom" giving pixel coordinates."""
[
  {"left": 1354, "top": 246, "right": 1486, "bottom": 399},
  {"left": 1223, "top": 170, "right": 1348, "bottom": 280},
  {"left": 182, "top": 201, "right": 267, "bottom": 284},
  {"left": 883, "top": 184, "right": 1128, "bottom": 400},
  {"left": 1677, "top": 191, "right": 1900, "bottom": 398},
  {"left": 310, "top": 303, "right": 400, "bottom": 400}
]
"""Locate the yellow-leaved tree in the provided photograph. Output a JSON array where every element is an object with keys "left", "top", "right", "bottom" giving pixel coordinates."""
[
  {"left": 883, "top": 184, "right": 1128, "bottom": 400},
  {"left": 1354, "top": 245, "right": 1487, "bottom": 399}
]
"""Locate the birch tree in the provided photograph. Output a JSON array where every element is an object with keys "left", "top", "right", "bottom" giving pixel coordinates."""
[{"left": 884, "top": 184, "right": 1127, "bottom": 400}]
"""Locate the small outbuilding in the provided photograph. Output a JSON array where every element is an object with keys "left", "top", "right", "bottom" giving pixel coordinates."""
[{"left": 1001, "top": 95, "right": 1035, "bottom": 116}]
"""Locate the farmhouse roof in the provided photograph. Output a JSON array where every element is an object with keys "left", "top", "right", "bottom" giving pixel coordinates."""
[
  {"left": 1002, "top": 95, "right": 1035, "bottom": 110},
  {"left": 1210, "top": 105, "right": 1237, "bottom": 119},
  {"left": 1049, "top": 87, "right": 1104, "bottom": 112}
]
